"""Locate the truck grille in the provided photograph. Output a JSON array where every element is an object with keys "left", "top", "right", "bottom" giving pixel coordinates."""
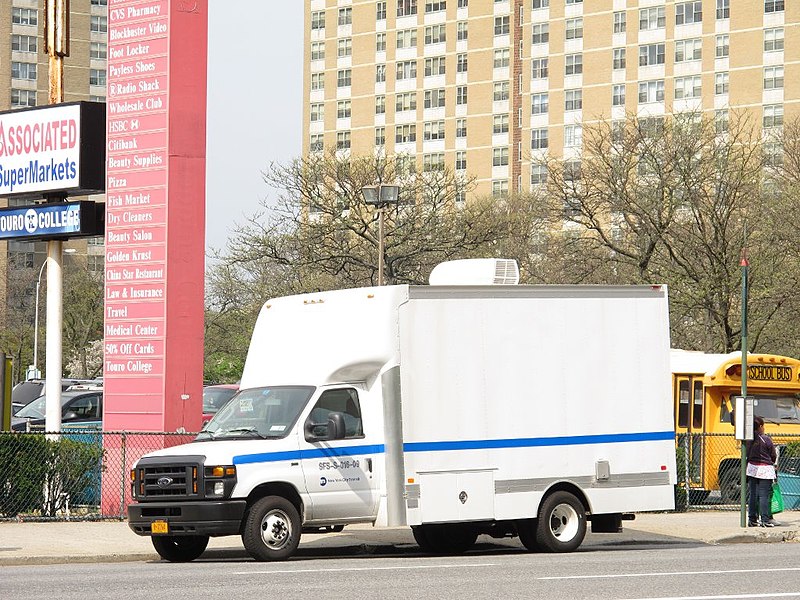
[{"left": 135, "top": 456, "right": 205, "bottom": 501}]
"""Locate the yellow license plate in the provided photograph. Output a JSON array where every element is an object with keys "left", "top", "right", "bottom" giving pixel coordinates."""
[{"left": 151, "top": 521, "right": 169, "bottom": 534}]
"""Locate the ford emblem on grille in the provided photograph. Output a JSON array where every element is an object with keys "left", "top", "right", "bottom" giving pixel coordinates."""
[{"left": 157, "top": 476, "right": 174, "bottom": 488}]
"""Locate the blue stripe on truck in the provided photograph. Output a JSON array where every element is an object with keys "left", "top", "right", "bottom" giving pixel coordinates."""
[{"left": 232, "top": 431, "right": 673, "bottom": 465}]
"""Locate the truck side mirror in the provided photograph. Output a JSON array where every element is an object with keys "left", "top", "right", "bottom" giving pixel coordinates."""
[
  {"left": 327, "top": 412, "right": 346, "bottom": 440},
  {"left": 304, "top": 411, "right": 347, "bottom": 442}
]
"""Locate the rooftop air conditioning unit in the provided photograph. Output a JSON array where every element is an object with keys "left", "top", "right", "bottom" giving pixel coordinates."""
[{"left": 428, "top": 258, "right": 520, "bottom": 286}]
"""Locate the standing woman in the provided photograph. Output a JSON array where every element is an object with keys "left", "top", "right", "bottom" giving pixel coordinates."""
[{"left": 746, "top": 415, "right": 779, "bottom": 527}]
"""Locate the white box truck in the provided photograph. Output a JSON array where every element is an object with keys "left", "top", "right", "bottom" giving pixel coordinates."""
[{"left": 128, "top": 260, "right": 676, "bottom": 562}]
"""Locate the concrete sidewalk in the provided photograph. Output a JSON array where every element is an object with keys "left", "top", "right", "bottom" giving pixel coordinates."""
[{"left": 1, "top": 511, "right": 798, "bottom": 566}]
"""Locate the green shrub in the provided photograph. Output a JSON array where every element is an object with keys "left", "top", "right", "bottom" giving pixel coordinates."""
[{"left": 0, "top": 434, "right": 49, "bottom": 517}]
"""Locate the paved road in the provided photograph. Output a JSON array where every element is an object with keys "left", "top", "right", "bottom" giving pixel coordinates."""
[{"left": 3, "top": 539, "right": 800, "bottom": 600}]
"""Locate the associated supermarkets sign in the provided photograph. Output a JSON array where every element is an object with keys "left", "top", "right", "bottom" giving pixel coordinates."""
[
  {"left": 0, "top": 201, "right": 104, "bottom": 240},
  {"left": 0, "top": 102, "right": 106, "bottom": 197}
]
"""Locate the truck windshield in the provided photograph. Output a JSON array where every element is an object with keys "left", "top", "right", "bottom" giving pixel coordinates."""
[{"left": 196, "top": 386, "right": 315, "bottom": 440}]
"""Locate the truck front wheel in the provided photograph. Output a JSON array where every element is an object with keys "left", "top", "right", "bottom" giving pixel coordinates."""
[
  {"left": 242, "top": 496, "right": 301, "bottom": 561},
  {"left": 151, "top": 535, "right": 209, "bottom": 562},
  {"left": 535, "top": 491, "right": 586, "bottom": 553}
]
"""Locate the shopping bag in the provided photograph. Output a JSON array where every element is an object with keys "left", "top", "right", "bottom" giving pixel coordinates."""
[{"left": 771, "top": 482, "right": 784, "bottom": 515}]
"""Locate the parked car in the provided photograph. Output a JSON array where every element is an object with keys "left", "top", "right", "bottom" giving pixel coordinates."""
[
  {"left": 11, "top": 378, "right": 100, "bottom": 416},
  {"left": 202, "top": 384, "right": 239, "bottom": 424},
  {"left": 11, "top": 386, "right": 103, "bottom": 431}
]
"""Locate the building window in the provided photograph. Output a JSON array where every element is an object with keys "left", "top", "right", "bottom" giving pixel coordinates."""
[
  {"left": 338, "top": 7, "right": 352, "bottom": 26},
  {"left": 424, "top": 88, "right": 446, "bottom": 108},
  {"left": 565, "top": 54, "right": 583, "bottom": 75},
  {"left": 337, "top": 69, "right": 351, "bottom": 88},
  {"left": 395, "top": 124, "right": 417, "bottom": 143},
  {"left": 639, "top": 43, "right": 665, "bottom": 66},
  {"left": 715, "top": 109, "right": 729, "bottom": 134},
  {"left": 531, "top": 58, "right": 549, "bottom": 79},
  {"left": 638, "top": 80, "right": 665, "bottom": 103},
  {"left": 493, "top": 147, "right": 509, "bottom": 167},
  {"left": 90, "top": 15, "right": 107, "bottom": 33},
  {"left": 492, "top": 180, "right": 509, "bottom": 198},
  {"left": 337, "top": 38, "right": 352, "bottom": 57},
  {"left": 764, "top": 66, "right": 784, "bottom": 90},
  {"left": 493, "top": 114, "right": 509, "bottom": 134},
  {"left": 396, "top": 60, "right": 417, "bottom": 80},
  {"left": 423, "top": 153, "right": 445, "bottom": 172},
  {"left": 425, "top": 0, "right": 446, "bottom": 12},
  {"left": 376, "top": 1, "right": 387, "bottom": 20},
  {"left": 89, "top": 68, "right": 106, "bottom": 86},
  {"left": 493, "top": 81, "right": 510, "bottom": 101},
  {"left": 495, "top": 16, "right": 510, "bottom": 36},
  {"left": 531, "top": 93, "right": 549, "bottom": 114},
  {"left": 311, "top": 42, "right": 325, "bottom": 61},
  {"left": 531, "top": 165, "right": 547, "bottom": 185},
  {"left": 375, "top": 127, "right": 386, "bottom": 147},
  {"left": 424, "top": 56, "right": 446, "bottom": 77},
  {"left": 457, "top": 21, "right": 468, "bottom": 41},
  {"left": 396, "top": 92, "right": 417, "bottom": 112},
  {"left": 764, "top": 28, "right": 784, "bottom": 52},
  {"left": 564, "top": 125, "right": 582, "bottom": 148},
  {"left": 425, "top": 24, "right": 446, "bottom": 45},
  {"left": 398, "top": 0, "right": 418, "bottom": 17},
  {"left": 310, "top": 134, "right": 324, "bottom": 152},
  {"left": 12, "top": 7, "right": 38, "bottom": 25},
  {"left": 715, "top": 34, "right": 729, "bottom": 57},
  {"left": 613, "top": 11, "right": 626, "bottom": 33},
  {"left": 11, "top": 62, "right": 37, "bottom": 81},
  {"left": 396, "top": 29, "right": 417, "bottom": 49},
  {"left": 716, "top": 0, "right": 730, "bottom": 19},
  {"left": 458, "top": 0, "right": 468, "bottom": 7},
  {"left": 676, "top": 2, "right": 702, "bottom": 25},
  {"left": 310, "top": 103, "right": 324, "bottom": 122},
  {"left": 457, "top": 53, "right": 468, "bottom": 73},
  {"left": 715, "top": 72, "right": 729, "bottom": 95},
  {"left": 531, "top": 128, "right": 548, "bottom": 149},
  {"left": 533, "top": 0, "right": 549, "bottom": 7},
  {"left": 89, "top": 95, "right": 105, "bottom": 102},
  {"left": 612, "top": 84, "right": 625, "bottom": 106},
  {"left": 763, "top": 104, "right": 784, "bottom": 128},
  {"left": 456, "top": 118, "right": 467, "bottom": 137},
  {"left": 494, "top": 48, "right": 510, "bottom": 68},
  {"left": 375, "top": 95, "right": 386, "bottom": 114},
  {"left": 12, "top": 35, "right": 37, "bottom": 53},
  {"left": 376, "top": 33, "right": 387, "bottom": 52},
  {"left": 764, "top": 142, "right": 783, "bottom": 167},
  {"left": 455, "top": 151, "right": 467, "bottom": 171},
  {"left": 532, "top": 24, "right": 549, "bottom": 44},
  {"left": 456, "top": 85, "right": 468, "bottom": 105},
  {"left": 11, "top": 89, "right": 36, "bottom": 107},
  {"left": 311, "top": 11, "right": 325, "bottom": 30},
  {"left": 89, "top": 41, "right": 106, "bottom": 59},
  {"left": 337, "top": 100, "right": 351, "bottom": 119},
  {"left": 566, "top": 18, "right": 583, "bottom": 40},
  {"left": 423, "top": 120, "right": 445, "bottom": 141},
  {"left": 765, "top": 0, "right": 784, "bottom": 13},
  {"left": 565, "top": 89, "right": 582, "bottom": 111},
  {"left": 91, "top": 0, "right": 108, "bottom": 5},
  {"left": 674, "top": 76, "right": 702, "bottom": 99},
  {"left": 640, "top": 7, "right": 665, "bottom": 30},
  {"left": 613, "top": 48, "right": 626, "bottom": 70},
  {"left": 336, "top": 131, "right": 351, "bottom": 150},
  {"left": 674, "top": 39, "right": 701, "bottom": 62},
  {"left": 376, "top": 64, "right": 386, "bottom": 82}
]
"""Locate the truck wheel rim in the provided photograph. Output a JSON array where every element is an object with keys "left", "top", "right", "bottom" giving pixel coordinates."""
[
  {"left": 549, "top": 503, "right": 579, "bottom": 542},
  {"left": 260, "top": 509, "right": 292, "bottom": 549}
]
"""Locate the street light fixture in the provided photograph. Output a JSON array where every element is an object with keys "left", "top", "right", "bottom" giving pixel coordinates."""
[{"left": 361, "top": 184, "right": 400, "bottom": 286}]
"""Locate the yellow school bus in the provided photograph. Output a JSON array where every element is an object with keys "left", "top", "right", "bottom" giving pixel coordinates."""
[{"left": 671, "top": 350, "right": 800, "bottom": 503}]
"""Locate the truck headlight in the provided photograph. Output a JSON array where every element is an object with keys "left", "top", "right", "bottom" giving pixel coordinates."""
[
  {"left": 212, "top": 481, "right": 225, "bottom": 496},
  {"left": 203, "top": 465, "right": 236, "bottom": 498}
]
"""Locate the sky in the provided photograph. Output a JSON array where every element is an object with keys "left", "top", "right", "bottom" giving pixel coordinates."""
[{"left": 205, "top": 1, "right": 303, "bottom": 255}]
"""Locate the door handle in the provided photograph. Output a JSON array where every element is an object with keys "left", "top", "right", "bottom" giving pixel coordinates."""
[{"left": 366, "top": 458, "right": 372, "bottom": 473}]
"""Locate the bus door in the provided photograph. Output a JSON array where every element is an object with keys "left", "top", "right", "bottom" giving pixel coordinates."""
[{"left": 674, "top": 376, "right": 704, "bottom": 488}]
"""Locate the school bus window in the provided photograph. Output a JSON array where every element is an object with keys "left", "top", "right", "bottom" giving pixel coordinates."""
[
  {"left": 692, "top": 380, "right": 703, "bottom": 429},
  {"left": 678, "top": 380, "right": 690, "bottom": 428},
  {"left": 720, "top": 396, "right": 732, "bottom": 423},
  {"left": 752, "top": 394, "right": 800, "bottom": 424}
]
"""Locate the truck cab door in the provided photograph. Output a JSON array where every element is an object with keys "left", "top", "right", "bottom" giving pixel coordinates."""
[{"left": 300, "top": 387, "right": 380, "bottom": 522}]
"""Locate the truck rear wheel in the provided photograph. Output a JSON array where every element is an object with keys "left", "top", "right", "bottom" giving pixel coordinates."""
[
  {"left": 412, "top": 524, "right": 477, "bottom": 554},
  {"left": 535, "top": 491, "right": 586, "bottom": 553},
  {"left": 151, "top": 535, "right": 209, "bottom": 562},
  {"left": 242, "top": 496, "right": 301, "bottom": 561}
]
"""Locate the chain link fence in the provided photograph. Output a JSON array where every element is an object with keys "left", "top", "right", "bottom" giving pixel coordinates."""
[
  {"left": 0, "top": 430, "right": 196, "bottom": 521},
  {"left": 678, "top": 432, "right": 800, "bottom": 511}
]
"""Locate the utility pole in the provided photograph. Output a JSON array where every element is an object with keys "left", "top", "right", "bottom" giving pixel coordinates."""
[{"left": 43, "top": 0, "right": 70, "bottom": 437}]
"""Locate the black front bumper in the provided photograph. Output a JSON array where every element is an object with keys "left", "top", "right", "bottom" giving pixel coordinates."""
[{"left": 128, "top": 500, "right": 247, "bottom": 537}]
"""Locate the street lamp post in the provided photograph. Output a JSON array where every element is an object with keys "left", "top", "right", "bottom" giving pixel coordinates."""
[
  {"left": 27, "top": 260, "right": 48, "bottom": 381},
  {"left": 361, "top": 184, "right": 400, "bottom": 286}
]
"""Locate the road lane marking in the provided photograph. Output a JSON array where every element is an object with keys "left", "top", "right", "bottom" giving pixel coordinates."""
[
  {"left": 232, "top": 562, "right": 497, "bottom": 575},
  {"left": 540, "top": 567, "right": 800, "bottom": 580},
  {"left": 623, "top": 594, "right": 800, "bottom": 600}
]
